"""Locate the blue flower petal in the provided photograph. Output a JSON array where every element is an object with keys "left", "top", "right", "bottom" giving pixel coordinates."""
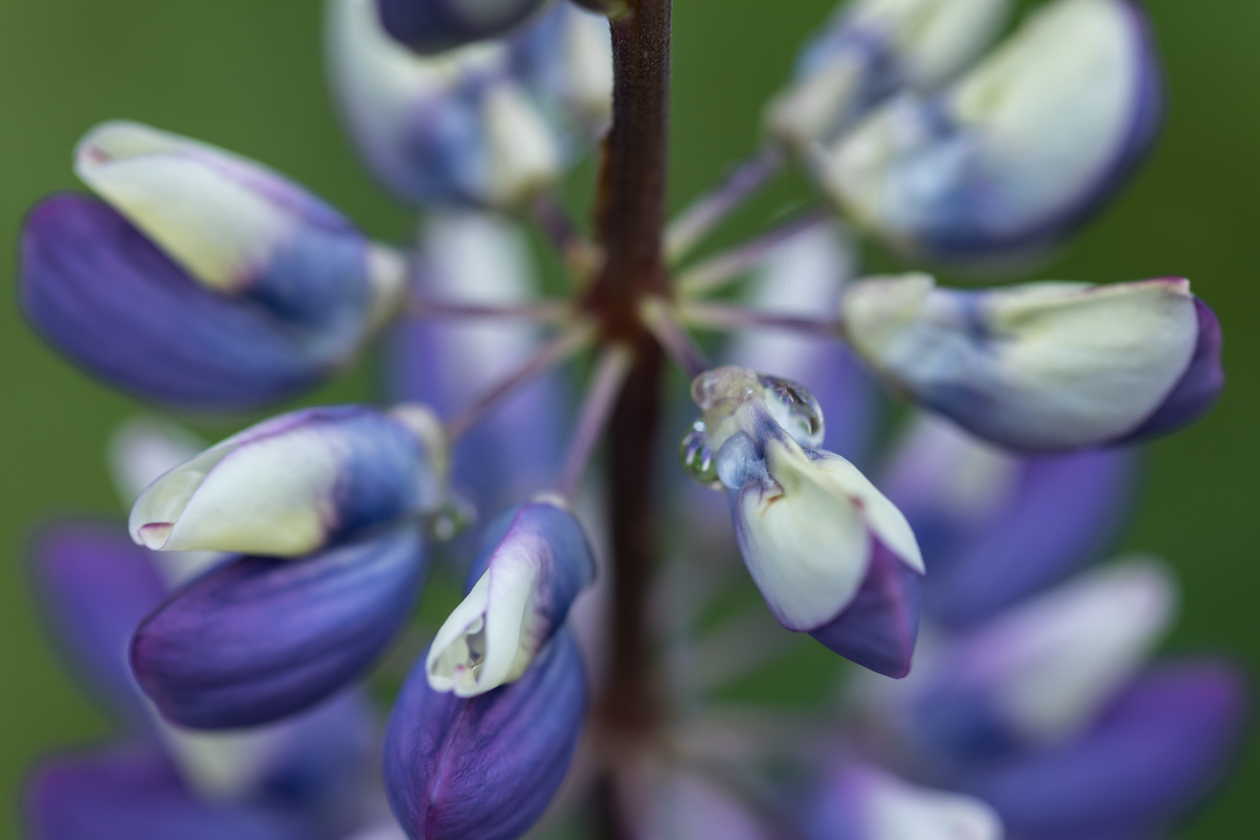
[
  {"left": 376, "top": 0, "right": 549, "bottom": 54},
  {"left": 384, "top": 627, "right": 586, "bottom": 840}
]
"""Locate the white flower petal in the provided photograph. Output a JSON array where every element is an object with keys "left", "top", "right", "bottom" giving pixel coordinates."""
[{"left": 76, "top": 121, "right": 298, "bottom": 293}]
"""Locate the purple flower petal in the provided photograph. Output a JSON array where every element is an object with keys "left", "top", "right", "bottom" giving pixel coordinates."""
[
  {"left": 961, "top": 660, "right": 1250, "bottom": 837},
  {"left": 882, "top": 418, "right": 1136, "bottom": 627},
  {"left": 20, "top": 195, "right": 355, "bottom": 410},
  {"left": 24, "top": 745, "right": 301, "bottom": 840},
  {"left": 384, "top": 627, "right": 586, "bottom": 840},
  {"left": 1120, "top": 297, "right": 1225, "bottom": 442},
  {"left": 810, "top": 540, "right": 923, "bottom": 679},
  {"left": 29, "top": 521, "right": 168, "bottom": 730},
  {"left": 132, "top": 525, "right": 427, "bottom": 729}
]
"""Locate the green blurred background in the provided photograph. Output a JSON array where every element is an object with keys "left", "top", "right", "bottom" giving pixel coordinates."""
[{"left": 0, "top": 1, "right": 1256, "bottom": 837}]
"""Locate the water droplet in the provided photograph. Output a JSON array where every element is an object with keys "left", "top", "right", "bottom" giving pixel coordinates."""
[
  {"left": 759, "top": 374, "right": 825, "bottom": 449},
  {"left": 680, "top": 420, "right": 722, "bottom": 489},
  {"left": 429, "top": 492, "right": 476, "bottom": 542}
]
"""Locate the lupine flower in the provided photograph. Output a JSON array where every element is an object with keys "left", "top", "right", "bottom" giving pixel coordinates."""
[
  {"left": 20, "top": 122, "right": 406, "bottom": 410},
  {"left": 842, "top": 274, "right": 1223, "bottom": 452},
  {"left": 817, "top": 0, "right": 1162, "bottom": 263},
  {"left": 374, "top": 0, "right": 551, "bottom": 55},
  {"left": 129, "top": 405, "right": 443, "bottom": 556},
  {"left": 427, "top": 497, "right": 595, "bottom": 697},
  {"left": 25, "top": 521, "right": 378, "bottom": 840},
  {"left": 689, "top": 366, "right": 924, "bottom": 677},
  {"left": 384, "top": 627, "right": 587, "bottom": 840},
  {"left": 327, "top": 0, "right": 611, "bottom": 209},
  {"left": 880, "top": 414, "right": 1135, "bottom": 626},
  {"left": 391, "top": 213, "right": 568, "bottom": 521},
  {"left": 768, "top": 0, "right": 1013, "bottom": 153},
  {"left": 807, "top": 762, "right": 1003, "bottom": 840}
]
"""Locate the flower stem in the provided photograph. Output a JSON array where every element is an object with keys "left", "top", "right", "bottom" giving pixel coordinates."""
[
  {"left": 679, "top": 300, "right": 842, "bottom": 339},
  {"left": 640, "top": 297, "right": 711, "bottom": 378},
  {"left": 674, "top": 209, "right": 831, "bottom": 299},
  {"left": 556, "top": 343, "right": 634, "bottom": 500},
  {"left": 408, "top": 297, "right": 572, "bottom": 323},
  {"left": 444, "top": 323, "right": 596, "bottom": 442},
  {"left": 664, "top": 145, "right": 786, "bottom": 264},
  {"left": 584, "top": 0, "right": 673, "bottom": 833}
]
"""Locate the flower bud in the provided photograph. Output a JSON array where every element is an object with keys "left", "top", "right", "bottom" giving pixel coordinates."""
[
  {"left": 768, "top": 0, "right": 1012, "bottom": 152},
  {"left": 129, "top": 405, "right": 441, "bottom": 557},
  {"left": 375, "top": 0, "right": 549, "bottom": 55},
  {"left": 843, "top": 275, "right": 1223, "bottom": 452},
  {"left": 427, "top": 497, "right": 595, "bottom": 697},
  {"left": 384, "top": 627, "right": 587, "bottom": 840},
  {"left": 818, "top": 0, "right": 1162, "bottom": 263},
  {"left": 691, "top": 366, "right": 924, "bottom": 677},
  {"left": 906, "top": 561, "right": 1177, "bottom": 764},
  {"left": 881, "top": 414, "right": 1135, "bottom": 626},
  {"left": 132, "top": 524, "right": 427, "bottom": 729},
  {"left": 963, "top": 660, "right": 1249, "bottom": 837},
  {"left": 808, "top": 761, "right": 1002, "bottom": 840},
  {"left": 327, "top": 0, "right": 608, "bottom": 209},
  {"left": 20, "top": 122, "right": 404, "bottom": 410}
]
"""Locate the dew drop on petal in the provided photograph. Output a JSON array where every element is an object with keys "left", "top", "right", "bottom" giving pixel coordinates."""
[
  {"left": 680, "top": 420, "right": 722, "bottom": 490},
  {"left": 759, "top": 374, "right": 825, "bottom": 448}
]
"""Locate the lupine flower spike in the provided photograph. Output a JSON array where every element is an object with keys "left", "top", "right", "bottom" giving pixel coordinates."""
[{"left": 15, "top": 0, "right": 1249, "bottom": 837}]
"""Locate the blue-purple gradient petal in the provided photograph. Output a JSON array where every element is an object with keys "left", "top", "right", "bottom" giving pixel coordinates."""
[
  {"left": 889, "top": 448, "right": 1136, "bottom": 629},
  {"left": 960, "top": 660, "right": 1250, "bottom": 838},
  {"left": 466, "top": 501, "right": 594, "bottom": 606},
  {"left": 29, "top": 521, "right": 168, "bottom": 731},
  {"left": 132, "top": 525, "right": 427, "bottom": 729},
  {"left": 1121, "top": 297, "right": 1224, "bottom": 442},
  {"left": 19, "top": 195, "right": 349, "bottom": 410},
  {"left": 376, "top": 0, "right": 548, "bottom": 55},
  {"left": 810, "top": 540, "right": 923, "bottom": 679},
  {"left": 24, "top": 746, "right": 302, "bottom": 840},
  {"left": 384, "top": 628, "right": 586, "bottom": 840}
]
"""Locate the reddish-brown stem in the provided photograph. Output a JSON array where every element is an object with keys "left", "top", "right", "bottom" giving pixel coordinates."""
[{"left": 584, "top": 0, "right": 673, "bottom": 835}]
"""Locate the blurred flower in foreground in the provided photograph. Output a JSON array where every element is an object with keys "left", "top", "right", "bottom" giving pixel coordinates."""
[{"left": 20, "top": 122, "right": 406, "bottom": 410}]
